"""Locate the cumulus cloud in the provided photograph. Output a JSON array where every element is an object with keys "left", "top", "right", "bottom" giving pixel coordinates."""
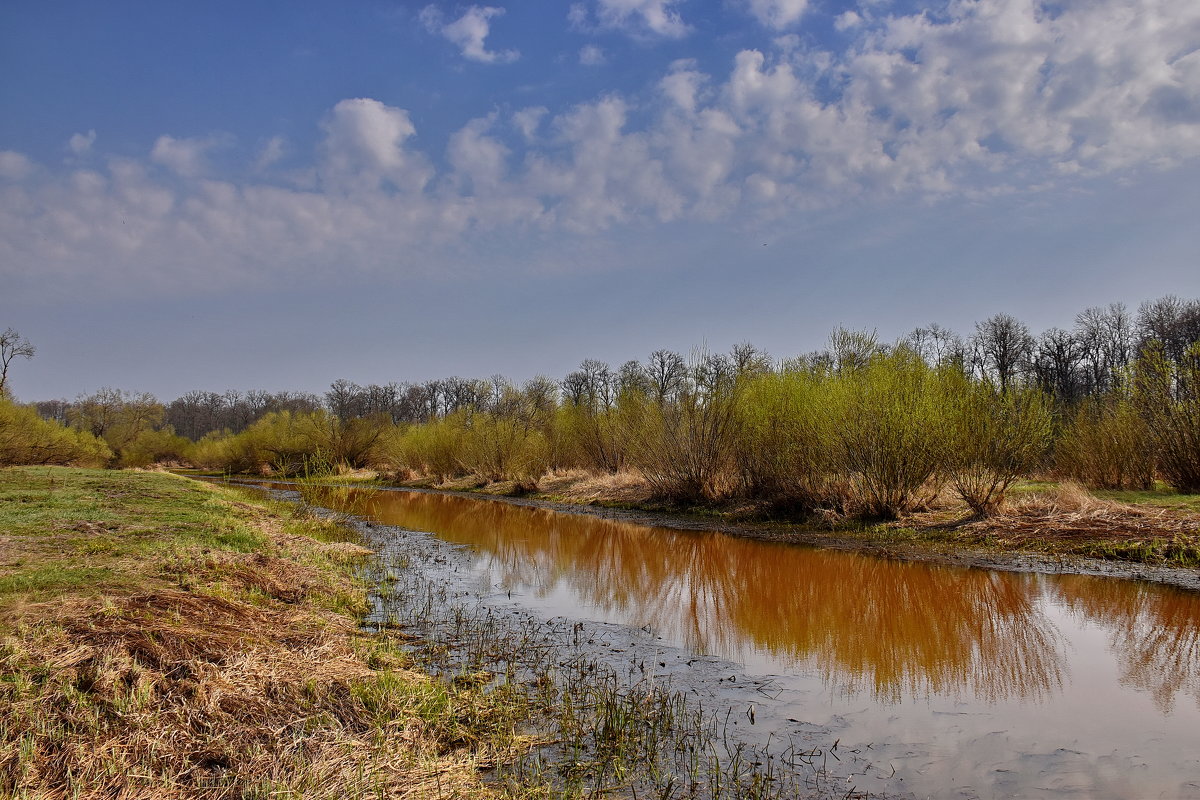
[
  {"left": 0, "top": 151, "right": 34, "bottom": 181},
  {"left": 67, "top": 130, "right": 97, "bottom": 157},
  {"left": 573, "top": 0, "right": 690, "bottom": 39},
  {"left": 255, "top": 136, "right": 288, "bottom": 170},
  {"left": 4, "top": 0, "right": 1200, "bottom": 293},
  {"left": 150, "top": 135, "right": 224, "bottom": 177},
  {"left": 421, "top": 5, "right": 519, "bottom": 64},
  {"left": 319, "top": 98, "right": 432, "bottom": 192},
  {"left": 744, "top": 0, "right": 809, "bottom": 29}
]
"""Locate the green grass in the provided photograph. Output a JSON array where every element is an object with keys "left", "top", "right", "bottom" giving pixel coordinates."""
[{"left": 1094, "top": 486, "right": 1200, "bottom": 512}]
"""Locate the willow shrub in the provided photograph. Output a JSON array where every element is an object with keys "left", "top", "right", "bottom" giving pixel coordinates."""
[
  {"left": 458, "top": 411, "right": 551, "bottom": 484},
  {"left": 943, "top": 377, "right": 1053, "bottom": 515},
  {"left": 734, "top": 370, "right": 843, "bottom": 511},
  {"left": 829, "top": 350, "right": 950, "bottom": 518},
  {"left": 1054, "top": 397, "right": 1155, "bottom": 490},
  {"left": 119, "top": 427, "right": 194, "bottom": 468},
  {"left": 392, "top": 414, "right": 466, "bottom": 483},
  {"left": 624, "top": 387, "right": 740, "bottom": 504},
  {"left": 0, "top": 397, "right": 112, "bottom": 467},
  {"left": 554, "top": 403, "right": 630, "bottom": 473},
  {"left": 1135, "top": 342, "right": 1200, "bottom": 492}
]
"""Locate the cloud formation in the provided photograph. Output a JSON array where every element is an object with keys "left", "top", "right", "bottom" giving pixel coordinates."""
[
  {"left": 571, "top": 0, "right": 690, "bottom": 38},
  {"left": 421, "top": 5, "right": 519, "bottom": 63},
  {"left": 3, "top": 0, "right": 1199, "bottom": 294},
  {"left": 743, "top": 0, "right": 809, "bottom": 29}
]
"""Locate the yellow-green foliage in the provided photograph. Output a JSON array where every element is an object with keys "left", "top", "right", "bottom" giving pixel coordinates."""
[
  {"left": 458, "top": 411, "right": 551, "bottom": 483},
  {"left": 118, "top": 427, "right": 194, "bottom": 468},
  {"left": 624, "top": 385, "right": 741, "bottom": 503},
  {"left": 829, "top": 350, "right": 950, "bottom": 518},
  {"left": 554, "top": 402, "right": 631, "bottom": 473},
  {"left": 391, "top": 415, "right": 465, "bottom": 482},
  {"left": 734, "top": 370, "right": 841, "bottom": 510},
  {"left": 1135, "top": 342, "right": 1200, "bottom": 492},
  {"left": 0, "top": 398, "right": 111, "bottom": 467},
  {"left": 943, "top": 377, "right": 1053, "bottom": 514},
  {"left": 1056, "top": 397, "right": 1155, "bottom": 490}
]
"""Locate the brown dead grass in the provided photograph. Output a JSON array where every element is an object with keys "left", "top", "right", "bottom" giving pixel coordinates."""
[
  {"left": 2, "top": 590, "right": 514, "bottom": 799},
  {"left": 0, "top": 471, "right": 530, "bottom": 800},
  {"left": 963, "top": 481, "right": 1200, "bottom": 541},
  {"left": 533, "top": 468, "right": 654, "bottom": 506}
]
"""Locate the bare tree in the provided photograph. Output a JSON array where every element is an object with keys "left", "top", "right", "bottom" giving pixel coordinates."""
[
  {"left": 645, "top": 349, "right": 687, "bottom": 403},
  {"left": 972, "top": 314, "right": 1034, "bottom": 392},
  {"left": 1075, "top": 303, "right": 1133, "bottom": 395},
  {"left": 1031, "top": 327, "right": 1084, "bottom": 404},
  {"left": 0, "top": 328, "right": 35, "bottom": 396}
]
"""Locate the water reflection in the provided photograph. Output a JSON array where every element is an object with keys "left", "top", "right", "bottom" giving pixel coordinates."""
[
  {"left": 1051, "top": 575, "right": 1200, "bottom": 713},
  {"left": 309, "top": 487, "right": 1071, "bottom": 703}
]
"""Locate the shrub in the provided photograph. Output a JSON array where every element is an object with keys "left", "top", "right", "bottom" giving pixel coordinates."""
[
  {"left": 119, "top": 427, "right": 194, "bottom": 468},
  {"left": 1055, "top": 397, "right": 1155, "bottom": 490},
  {"left": 733, "top": 370, "right": 844, "bottom": 512},
  {"left": 0, "top": 398, "right": 111, "bottom": 467},
  {"left": 1134, "top": 342, "right": 1200, "bottom": 492},
  {"left": 829, "top": 350, "right": 949, "bottom": 518},
  {"left": 944, "top": 378, "right": 1053, "bottom": 515}
]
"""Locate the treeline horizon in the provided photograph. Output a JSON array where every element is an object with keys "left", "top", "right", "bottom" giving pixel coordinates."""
[
  {"left": 4, "top": 293, "right": 1199, "bottom": 519},
  {"left": 28, "top": 294, "right": 1200, "bottom": 433}
]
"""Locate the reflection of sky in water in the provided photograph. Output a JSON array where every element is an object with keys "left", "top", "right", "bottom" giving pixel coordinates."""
[{"left": 306, "top": 485, "right": 1200, "bottom": 799}]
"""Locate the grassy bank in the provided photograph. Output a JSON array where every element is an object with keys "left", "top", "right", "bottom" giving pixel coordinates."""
[{"left": 0, "top": 467, "right": 533, "bottom": 799}]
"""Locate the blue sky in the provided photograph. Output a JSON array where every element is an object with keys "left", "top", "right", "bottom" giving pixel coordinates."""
[{"left": 2, "top": 0, "right": 1199, "bottom": 400}]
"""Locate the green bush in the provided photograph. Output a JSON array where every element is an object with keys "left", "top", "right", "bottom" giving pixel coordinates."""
[
  {"left": 1055, "top": 397, "right": 1155, "bottom": 490},
  {"left": 829, "top": 350, "right": 949, "bottom": 518},
  {"left": 733, "top": 370, "right": 843, "bottom": 511},
  {"left": 1134, "top": 342, "right": 1200, "bottom": 492},
  {"left": 119, "top": 427, "right": 194, "bottom": 468},
  {"left": 944, "top": 378, "right": 1052, "bottom": 514},
  {"left": 0, "top": 398, "right": 111, "bottom": 467}
]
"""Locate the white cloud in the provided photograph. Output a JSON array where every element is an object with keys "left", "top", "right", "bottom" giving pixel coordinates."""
[
  {"left": 255, "top": 136, "right": 288, "bottom": 170},
  {"left": 744, "top": 0, "right": 809, "bottom": 30},
  {"left": 834, "top": 10, "right": 861, "bottom": 31},
  {"left": 4, "top": 0, "right": 1200, "bottom": 293},
  {"left": 421, "top": 5, "right": 519, "bottom": 64},
  {"left": 512, "top": 106, "right": 548, "bottom": 142},
  {"left": 150, "top": 135, "right": 223, "bottom": 177},
  {"left": 579, "top": 45, "right": 607, "bottom": 66},
  {"left": 0, "top": 151, "right": 34, "bottom": 181},
  {"left": 581, "top": 0, "right": 690, "bottom": 39},
  {"left": 319, "top": 98, "right": 433, "bottom": 192},
  {"left": 67, "top": 130, "right": 97, "bottom": 157}
]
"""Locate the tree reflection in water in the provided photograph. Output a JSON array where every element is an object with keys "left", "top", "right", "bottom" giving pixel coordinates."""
[
  {"left": 329, "top": 488, "right": 1076, "bottom": 704},
  {"left": 1052, "top": 574, "right": 1200, "bottom": 713}
]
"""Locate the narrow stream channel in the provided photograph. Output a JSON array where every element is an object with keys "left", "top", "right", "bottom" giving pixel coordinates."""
[{"left": 247, "top": 481, "right": 1200, "bottom": 799}]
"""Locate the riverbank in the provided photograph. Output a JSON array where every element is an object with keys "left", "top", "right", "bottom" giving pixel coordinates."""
[
  {"left": 379, "top": 469, "right": 1200, "bottom": 591},
  {"left": 0, "top": 467, "right": 535, "bottom": 798}
]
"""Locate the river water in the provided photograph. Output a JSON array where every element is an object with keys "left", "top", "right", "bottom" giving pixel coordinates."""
[{"left": 277, "top": 484, "right": 1200, "bottom": 799}]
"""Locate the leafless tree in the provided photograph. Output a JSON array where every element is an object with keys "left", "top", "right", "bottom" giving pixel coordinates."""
[
  {"left": 1075, "top": 303, "right": 1134, "bottom": 395},
  {"left": 645, "top": 349, "right": 687, "bottom": 403},
  {"left": 1031, "top": 327, "right": 1084, "bottom": 403},
  {"left": 0, "top": 327, "right": 35, "bottom": 396},
  {"left": 972, "top": 314, "right": 1034, "bottom": 392}
]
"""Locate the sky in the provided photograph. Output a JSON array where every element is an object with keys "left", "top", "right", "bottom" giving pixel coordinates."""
[{"left": 2, "top": 0, "right": 1199, "bottom": 401}]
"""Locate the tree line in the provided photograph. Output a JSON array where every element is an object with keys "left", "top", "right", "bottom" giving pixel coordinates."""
[{"left": 2, "top": 295, "right": 1198, "bottom": 519}]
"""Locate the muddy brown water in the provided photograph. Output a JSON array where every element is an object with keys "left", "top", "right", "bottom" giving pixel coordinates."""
[{"left": 258, "top": 482, "right": 1200, "bottom": 798}]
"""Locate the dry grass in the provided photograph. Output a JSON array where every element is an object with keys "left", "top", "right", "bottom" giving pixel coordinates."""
[
  {"left": 533, "top": 469, "right": 654, "bottom": 506},
  {"left": 0, "top": 467, "right": 534, "bottom": 800},
  {"left": 887, "top": 481, "right": 1200, "bottom": 565}
]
